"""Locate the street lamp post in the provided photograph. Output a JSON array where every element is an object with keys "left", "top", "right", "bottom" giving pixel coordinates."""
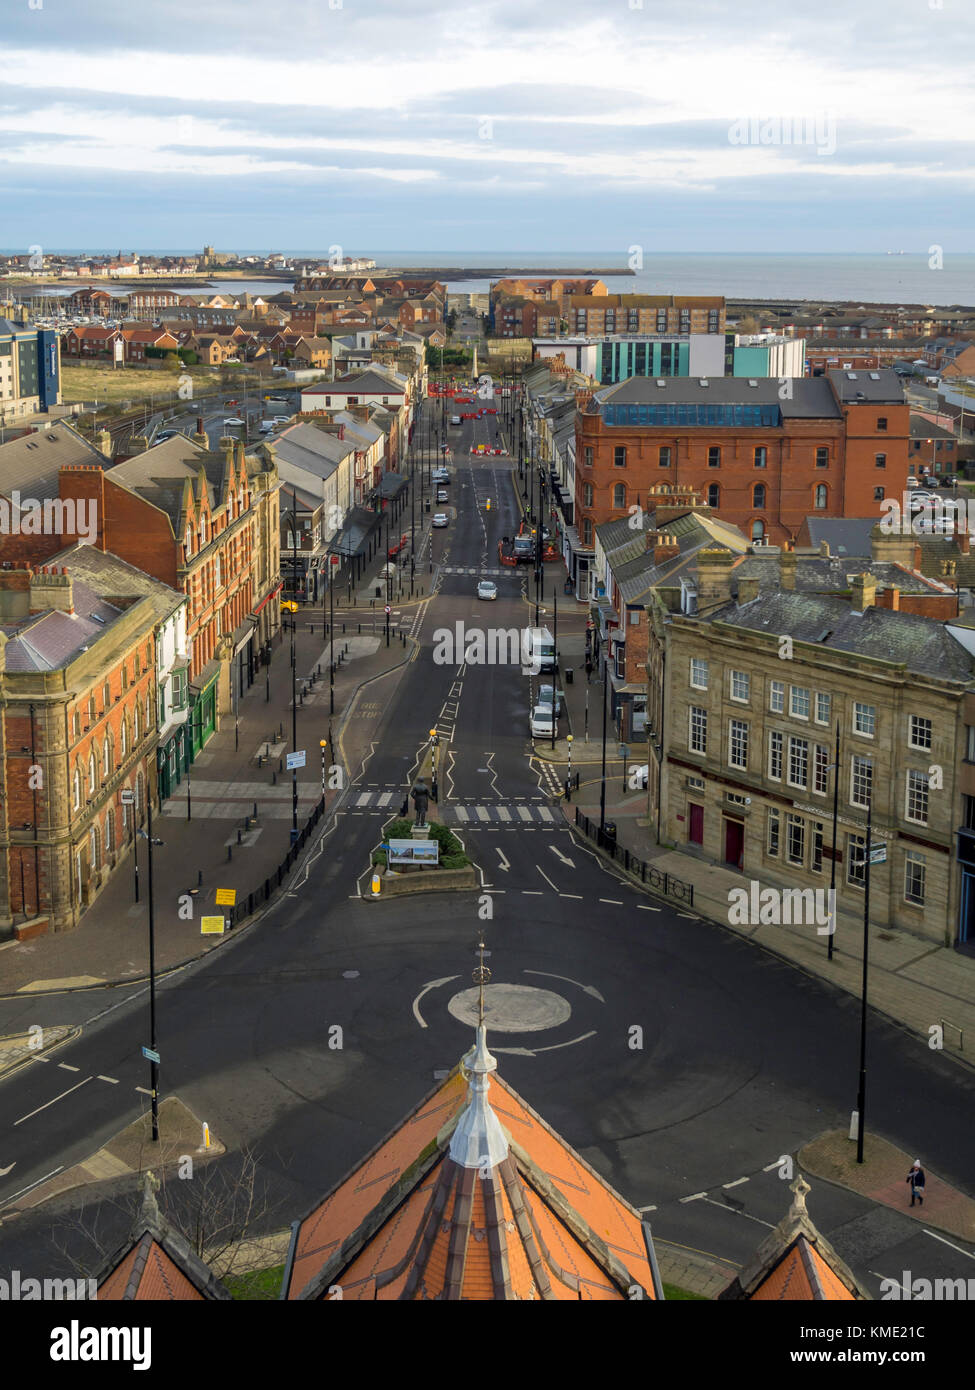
[
  {"left": 319, "top": 739, "right": 327, "bottom": 801},
  {"left": 329, "top": 558, "right": 335, "bottom": 716},
  {"left": 599, "top": 660, "right": 608, "bottom": 838},
  {"left": 566, "top": 734, "right": 573, "bottom": 801},
  {"left": 551, "top": 585, "right": 558, "bottom": 750},
  {"left": 855, "top": 792, "right": 873, "bottom": 1165},
  {"left": 828, "top": 719, "right": 840, "bottom": 961},
  {"left": 139, "top": 800, "right": 164, "bottom": 1142},
  {"left": 619, "top": 742, "right": 629, "bottom": 792}
]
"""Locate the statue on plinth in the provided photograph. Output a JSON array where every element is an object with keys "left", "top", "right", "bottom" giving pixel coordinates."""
[{"left": 411, "top": 779, "right": 430, "bottom": 828}]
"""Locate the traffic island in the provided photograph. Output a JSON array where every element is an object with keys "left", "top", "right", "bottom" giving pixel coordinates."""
[{"left": 361, "top": 816, "right": 477, "bottom": 898}]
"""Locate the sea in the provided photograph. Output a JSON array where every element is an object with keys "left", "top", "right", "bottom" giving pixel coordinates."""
[{"left": 11, "top": 251, "right": 975, "bottom": 307}]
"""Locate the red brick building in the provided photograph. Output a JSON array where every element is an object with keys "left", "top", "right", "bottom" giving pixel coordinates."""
[
  {"left": 573, "top": 369, "right": 909, "bottom": 553},
  {"left": 0, "top": 563, "right": 160, "bottom": 935},
  {"left": 568, "top": 294, "right": 725, "bottom": 338}
]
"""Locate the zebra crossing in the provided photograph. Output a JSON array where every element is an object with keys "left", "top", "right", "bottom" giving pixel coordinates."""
[
  {"left": 440, "top": 566, "right": 508, "bottom": 577},
  {"left": 342, "top": 790, "right": 560, "bottom": 827}
]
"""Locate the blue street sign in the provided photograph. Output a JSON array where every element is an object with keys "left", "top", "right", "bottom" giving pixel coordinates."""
[{"left": 142, "top": 1046, "right": 160, "bottom": 1064}]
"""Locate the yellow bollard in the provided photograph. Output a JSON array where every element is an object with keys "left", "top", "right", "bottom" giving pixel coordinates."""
[
  {"left": 371, "top": 872, "right": 382, "bottom": 897},
  {"left": 486, "top": 499, "right": 491, "bottom": 511},
  {"left": 202, "top": 1122, "right": 211, "bottom": 1150}
]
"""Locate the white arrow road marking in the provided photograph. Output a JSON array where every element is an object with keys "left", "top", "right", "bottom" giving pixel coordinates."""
[
  {"left": 523, "top": 970, "right": 605, "bottom": 1003},
  {"left": 412, "top": 975, "right": 461, "bottom": 1028},
  {"left": 14, "top": 1076, "right": 92, "bottom": 1126},
  {"left": 493, "top": 1030, "right": 597, "bottom": 1057},
  {"left": 923, "top": 1230, "right": 975, "bottom": 1259},
  {"left": 0, "top": 1163, "right": 15, "bottom": 1177},
  {"left": 549, "top": 845, "right": 575, "bottom": 867},
  {"left": 536, "top": 865, "right": 559, "bottom": 892}
]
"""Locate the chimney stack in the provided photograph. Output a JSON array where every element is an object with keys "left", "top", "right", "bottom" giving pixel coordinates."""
[
  {"left": 29, "top": 565, "right": 74, "bottom": 616},
  {"left": 738, "top": 576, "right": 760, "bottom": 605},
  {"left": 96, "top": 429, "right": 113, "bottom": 460},
  {"left": 870, "top": 523, "right": 917, "bottom": 568},
  {"left": 819, "top": 539, "right": 831, "bottom": 558},
  {"left": 695, "top": 549, "right": 736, "bottom": 611},
  {"left": 653, "top": 533, "right": 680, "bottom": 565},
  {"left": 850, "top": 572, "right": 877, "bottom": 613},
  {"left": 780, "top": 550, "right": 797, "bottom": 591}
]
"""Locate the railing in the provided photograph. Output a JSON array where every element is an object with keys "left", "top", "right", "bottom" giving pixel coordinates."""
[
  {"left": 219, "top": 794, "right": 328, "bottom": 929},
  {"left": 573, "top": 808, "right": 694, "bottom": 908}
]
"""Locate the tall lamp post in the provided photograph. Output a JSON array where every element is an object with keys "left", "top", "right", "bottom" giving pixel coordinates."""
[
  {"left": 138, "top": 800, "right": 164, "bottom": 1142},
  {"left": 827, "top": 719, "right": 840, "bottom": 961},
  {"left": 329, "top": 553, "right": 335, "bottom": 716},
  {"left": 599, "top": 657, "right": 609, "bottom": 840},
  {"left": 855, "top": 790, "right": 874, "bottom": 1164},
  {"left": 290, "top": 493, "right": 299, "bottom": 844}
]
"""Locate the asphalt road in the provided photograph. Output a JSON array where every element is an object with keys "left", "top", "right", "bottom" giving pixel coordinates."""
[{"left": 1, "top": 392, "right": 973, "bottom": 1306}]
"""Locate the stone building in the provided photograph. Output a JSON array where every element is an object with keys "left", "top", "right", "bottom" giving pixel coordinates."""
[{"left": 647, "top": 549, "right": 975, "bottom": 945}]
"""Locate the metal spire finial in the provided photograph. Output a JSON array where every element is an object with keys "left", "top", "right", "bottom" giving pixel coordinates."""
[{"left": 473, "top": 933, "right": 491, "bottom": 1028}]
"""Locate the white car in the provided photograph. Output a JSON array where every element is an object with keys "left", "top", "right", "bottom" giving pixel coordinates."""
[
  {"left": 477, "top": 580, "right": 497, "bottom": 601},
  {"left": 530, "top": 705, "right": 556, "bottom": 739},
  {"left": 223, "top": 416, "right": 244, "bottom": 427},
  {"left": 432, "top": 512, "right": 449, "bottom": 528},
  {"left": 537, "top": 684, "right": 565, "bottom": 715},
  {"left": 450, "top": 415, "right": 461, "bottom": 426}
]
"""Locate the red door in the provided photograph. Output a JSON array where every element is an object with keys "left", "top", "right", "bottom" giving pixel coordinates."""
[
  {"left": 688, "top": 803, "right": 704, "bottom": 845},
  {"left": 724, "top": 818, "right": 744, "bottom": 869}
]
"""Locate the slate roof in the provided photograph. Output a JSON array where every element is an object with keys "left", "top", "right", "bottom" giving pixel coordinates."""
[
  {"left": 707, "top": 591, "right": 975, "bottom": 681},
  {"left": 593, "top": 374, "right": 841, "bottom": 419},
  {"left": 270, "top": 423, "right": 350, "bottom": 481},
  {"left": 49, "top": 542, "right": 185, "bottom": 626},
  {"left": 1, "top": 577, "right": 124, "bottom": 672},
  {"left": 0, "top": 423, "right": 106, "bottom": 505},
  {"left": 798, "top": 517, "right": 877, "bottom": 555}
]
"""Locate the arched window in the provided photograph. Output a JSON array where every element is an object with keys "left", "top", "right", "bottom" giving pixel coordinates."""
[
  {"left": 613, "top": 483, "right": 626, "bottom": 509},
  {"left": 73, "top": 766, "right": 81, "bottom": 811},
  {"left": 145, "top": 693, "right": 152, "bottom": 733},
  {"left": 120, "top": 717, "right": 127, "bottom": 758},
  {"left": 90, "top": 826, "right": 100, "bottom": 873},
  {"left": 134, "top": 701, "right": 141, "bottom": 743},
  {"left": 104, "top": 810, "right": 114, "bottom": 858},
  {"left": 753, "top": 483, "right": 766, "bottom": 509},
  {"left": 707, "top": 483, "right": 720, "bottom": 508},
  {"left": 88, "top": 751, "right": 96, "bottom": 795},
  {"left": 814, "top": 484, "right": 828, "bottom": 509},
  {"left": 751, "top": 519, "right": 766, "bottom": 542},
  {"left": 103, "top": 735, "right": 112, "bottom": 778},
  {"left": 184, "top": 526, "right": 192, "bottom": 559},
  {"left": 583, "top": 482, "right": 594, "bottom": 508}
]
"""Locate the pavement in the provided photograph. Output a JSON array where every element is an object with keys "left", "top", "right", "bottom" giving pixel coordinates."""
[
  {"left": 0, "top": 598, "right": 420, "bottom": 999},
  {"left": 531, "top": 662, "right": 975, "bottom": 1076}
]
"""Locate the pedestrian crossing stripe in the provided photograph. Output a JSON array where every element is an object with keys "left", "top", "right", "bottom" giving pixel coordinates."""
[
  {"left": 340, "top": 791, "right": 559, "bottom": 824},
  {"left": 441, "top": 566, "right": 507, "bottom": 577}
]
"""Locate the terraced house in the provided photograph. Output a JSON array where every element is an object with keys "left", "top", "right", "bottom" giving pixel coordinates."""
[{"left": 648, "top": 551, "right": 975, "bottom": 946}]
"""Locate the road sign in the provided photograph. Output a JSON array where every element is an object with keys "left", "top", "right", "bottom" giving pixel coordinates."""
[
  {"left": 869, "top": 844, "right": 887, "bottom": 864},
  {"left": 384, "top": 604, "right": 391, "bottom": 615},
  {"left": 286, "top": 750, "right": 306, "bottom": 770},
  {"left": 120, "top": 789, "right": 135, "bottom": 806},
  {"left": 215, "top": 888, "right": 236, "bottom": 906},
  {"left": 200, "top": 916, "right": 225, "bottom": 935},
  {"left": 142, "top": 1046, "right": 160, "bottom": 1064}
]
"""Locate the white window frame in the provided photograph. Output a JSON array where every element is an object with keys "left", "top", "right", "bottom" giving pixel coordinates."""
[
  {"left": 769, "top": 680, "right": 785, "bottom": 714},
  {"left": 767, "top": 808, "right": 780, "bottom": 857},
  {"left": 786, "top": 814, "right": 805, "bottom": 867},
  {"left": 909, "top": 715, "right": 932, "bottom": 751},
  {"left": 905, "top": 770, "right": 929, "bottom": 826},
  {"left": 790, "top": 685, "right": 810, "bottom": 720},
  {"left": 730, "top": 670, "right": 750, "bottom": 704},
  {"left": 729, "top": 718, "right": 749, "bottom": 770},
  {"left": 787, "top": 736, "right": 809, "bottom": 790},
  {"left": 904, "top": 851, "right": 926, "bottom": 906},
  {"left": 690, "top": 658, "right": 708, "bottom": 691},
  {"left": 853, "top": 702, "right": 876, "bottom": 737},
  {"left": 850, "top": 755, "right": 872, "bottom": 809},
  {"left": 689, "top": 705, "right": 707, "bottom": 754},
  {"left": 815, "top": 692, "right": 831, "bottom": 726}
]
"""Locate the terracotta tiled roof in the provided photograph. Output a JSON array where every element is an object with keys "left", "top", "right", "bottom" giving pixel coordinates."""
[
  {"left": 286, "top": 1055, "right": 658, "bottom": 1301},
  {"left": 720, "top": 1176, "right": 868, "bottom": 1301},
  {"left": 96, "top": 1174, "right": 232, "bottom": 1302}
]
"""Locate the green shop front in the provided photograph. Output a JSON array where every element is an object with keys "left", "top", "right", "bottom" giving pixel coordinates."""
[{"left": 188, "top": 661, "right": 219, "bottom": 762}]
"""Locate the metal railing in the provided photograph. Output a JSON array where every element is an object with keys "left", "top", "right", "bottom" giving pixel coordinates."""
[{"left": 574, "top": 808, "right": 694, "bottom": 907}]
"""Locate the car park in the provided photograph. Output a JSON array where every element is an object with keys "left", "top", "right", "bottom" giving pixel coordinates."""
[
  {"left": 432, "top": 512, "right": 449, "bottom": 528},
  {"left": 477, "top": 580, "right": 498, "bottom": 601},
  {"left": 530, "top": 704, "right": 556, "bottom": 739}
]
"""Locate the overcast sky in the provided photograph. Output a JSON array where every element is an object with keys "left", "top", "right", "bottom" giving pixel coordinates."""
[{"left": 2, "top": 0, "right": 973, "bottom": 254}]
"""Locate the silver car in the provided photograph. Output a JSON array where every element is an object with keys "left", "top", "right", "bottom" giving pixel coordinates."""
[{"left": 477, "top": 580, "right": 497, "bottom": 601}]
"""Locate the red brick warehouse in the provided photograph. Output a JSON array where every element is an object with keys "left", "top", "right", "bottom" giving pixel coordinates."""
[{"left": 574, "top": 369, "right": 909, "bottom": 546}]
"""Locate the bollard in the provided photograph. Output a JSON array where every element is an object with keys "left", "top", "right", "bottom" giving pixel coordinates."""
[
  {"left": 197, "top": 869, "right": 203, "bottom": 886},
  {"left": 279, "top": 757, "right": 284, "bottom": 773},
  {"left": 343, "top": 623, "right": 346, "bottom": 633},
  {"left": 371, "top": 871, "right": 382, "bottom": 897},
  {"left": 358, "top": 623, "right": 361, "bottom": 634},
  {"left": 253, "top": 802, "right": 258, "bottom": 818},
  {"left": 237, "top": 828, "right": 243, "bottom": 844},
  {"left": 272, "top": 770, "right": 276, "bottom": 785},
  {"left": 227, "top": 845, "right": 233, "bottom": 861}
]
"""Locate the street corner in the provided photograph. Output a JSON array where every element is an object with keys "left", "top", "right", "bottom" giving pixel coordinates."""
[{"left": 0, "top": 1024, "right": 80, "bottom": 1079}]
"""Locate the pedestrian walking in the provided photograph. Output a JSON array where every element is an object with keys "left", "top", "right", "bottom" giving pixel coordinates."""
[{"left": 906, "top": 1160, "right": 926, "bottom": 1207}]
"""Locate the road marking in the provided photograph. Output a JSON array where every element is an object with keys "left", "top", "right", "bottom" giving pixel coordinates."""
[
  {"left": 536, "top": 865, "right": 559, "bottom": 893},
  {"left": 356, "top": 793, "right": 371, "bottom": 807},
  {"left": 0, "top": 1163, "right": 14, "bottom": 1177},
  {"left": 476, "top": 807, "right": 490, "bottom": 822},
  {"left": 497, "top": 806, "right": 512, "bottom": 822},
  {"left": 57, "top": 1063, "right": 80, "bottom": 1072},
  {"left": 923, "top": 1230, "right": 975, "bottom": 1259},
  {"left": 521, "top": 890, "right": 544, "bottom": 895},
  {"left": 762, "top": 1161, "right": 781, "bottom": 1172},
  {"left": 517, "top": 806, "right": 532, "bottom": 821},
  {"left": 550, "top": 845, "right": 575, "bottom": 867},
  {"left": 637, "top": 1204, "right": 657, "bottom": 1213},
  {"left": 455, "top": 806, "right": 469, "bottom": 822},
  {"left": 637, "top": 904, "right": 660, "bottom": 912},
  {"left": 599, "top": 899, "right": 624, "bottom": 905},
  {"left": 412, "top": 975, "right": 461, "bottom": 1028},
  {"left": 14, "top": 1076, "right": 92, "bottom": 1126},
  {"left": 559, "top": 893, "right": 583, "bottom": 899},
  {"left": 524, "top": 970, "right": 605, "bottom": 1002},
  {"left": 495, "top": 848, "right": 510, "bottom": 872},
  {"left": 723, "top": 1177, "right": 749, "bottom": 1189},
  {"left": 680, "top": 1192, "right": 707, "bottom": 1203},
  {"left": 378, "top": 792, "right": 393, "bottom": 806},
  {"left": 97, "top": 1075, "right": 119, "bottom": 1085},
  {"left": 1, "top": 1166, "right": 63, "bottom": 1204},
  {"left": 135, "top": 1087, "right": 153, "bottom": 1096},
  {"left": 538, "top": 806, "right": 554, "bottom": 822}
]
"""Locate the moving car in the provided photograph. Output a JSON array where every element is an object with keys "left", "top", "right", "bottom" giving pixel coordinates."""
[
  {"left": 522, "top": 625, "right": 556, "bottom": 674},
  {"left": 437, "top": 489, "right": 449, "bottom": 502},
  {"left": 156, "top": 430, "right": 178, "bottom": 442},
  {"left": 477, "top": 580, "right": 498, "bottom": 601},
  {"left": 432, "top": 467, "right": 450, "bottom": 482},
  {"left": 530, "top": 704, "right": 556, "bottom": 739},
  {"left": 223, "top": 416, "right": 244, "bottom": 428},
  {"left": 432, "top": 512, "right": 449, "bottom": 528},
  {"left": 450, "top": 415, "right": 461, "bottom": 426},
  {"left": 259, "top": 420, "right": 276, "bottom": 434},
  {"left": 281, "top": 599, "right": 298, "bottom": 614}
]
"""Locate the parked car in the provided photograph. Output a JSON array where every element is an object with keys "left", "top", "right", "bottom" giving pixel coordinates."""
[
  {"left": 437, "top": 489, "right": 449, "bottom": 502},
  {"left": 537, "top": 684, "right": 566, "bottom": 715},
  {"left": 940, "top": 475, "right": 958, "bottom": 488},
  {"left": 450, "top": 415, "right": 461, "bottom": 426},
  {"left": 477, "top": 580, "right": 498, "bottom": 601},
  {"left": 223, "top": 416, "right": 244, "bottom": 428},
  {"left": 155, "top": 430, "right": 177, "bottom": 442},
  {"left": 432, "top": 468, "right": 450, "bottom": 483},
  {"left": 432, "top": 512, "right": 449, "bottom": 528},
  {"left": 530, "top": 704, "right": 556, "bottom": 739}
]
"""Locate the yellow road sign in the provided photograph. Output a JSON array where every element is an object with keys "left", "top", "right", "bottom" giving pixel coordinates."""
[
  {"left": 201, "top": 916, "right": 225, "bottom": 935},
  {"left": 215, "top": 888, "right": 236, "bottom": 906}
]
